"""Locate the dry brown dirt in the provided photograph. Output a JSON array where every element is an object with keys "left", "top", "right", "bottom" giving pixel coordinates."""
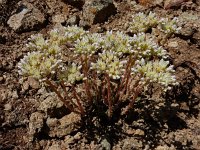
[{"left": 0, "top": 0, "right": 200, "bottom": 149}]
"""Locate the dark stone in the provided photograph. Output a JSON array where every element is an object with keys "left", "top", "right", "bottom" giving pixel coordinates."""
[
  {"left": 63, "top": 0, "right": 85, "bottom": 9},
  {"left": 193, "top": 30, "right": 200, "bottom": 46},
  {"left": 81, "top": 0, "right": 117, "bottom": 26}
]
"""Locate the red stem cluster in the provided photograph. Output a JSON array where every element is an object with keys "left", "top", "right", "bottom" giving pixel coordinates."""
[{"left": 45, "top": 79, "right": 85, "bottom": 115}]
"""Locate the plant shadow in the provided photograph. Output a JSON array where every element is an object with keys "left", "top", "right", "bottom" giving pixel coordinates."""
[{"left": 80, "top": 69, "right": 199, "bottom": 149}]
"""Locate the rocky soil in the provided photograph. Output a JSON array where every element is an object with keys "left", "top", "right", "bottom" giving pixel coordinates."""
[{"left": 0, "top": 0, "right": 200, "bottom": 149}]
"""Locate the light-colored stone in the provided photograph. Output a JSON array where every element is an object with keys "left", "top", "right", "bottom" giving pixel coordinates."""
[
  {"left": 101, "top": 138, "right": 111, "bottom": 150},
  {"left": 4, "top": 103, "right": 12, "bottom": 111},
  {"left": 52, "top": 14, "right": 66, "bottom": 24},
  {"left": 152, "top": 0, "right": 164, "bottom": 6},
  {"left": 22, "top": 80, "right": 29, "bottom": 91},
  {"left": 7, "top": 1, "right": 46, "bottom": 32},
  {"left": 46, "top": 112, "right": 81, "bottom": 138},
  {"left": 74, "top": 132, "right": 81, "bottom": 140},
  {"left": 134, "top": 129, "right": 144, "bottom": 136},
  {"left": 12, "top": 90, "right": 18, "bottom": 99},
  {"left": 29, "top": 112, "right": 45, "bottom": 141},
  {"left": 28, "top": 77, "right": 40, "bottom": 89},
  {"left": 121, "top": 138, "right": 143, "bottom": 149},
  {"left": 38, "top": 95, "right": 64, "bottom": 115},
  {"left": 66, "top": 15, "right": 80, "bottom": 25},
  {"left": 179, "top": 27, "right": 194, "bottom": 37},
  {"left": 0, "top": 76, "right": 4, "bottom": 82},
  {"left": 0, "top": 0, "right": 6, "bottom": 6},
  {"left": 168, "top": 41, "right": 178, "bottom": 48},
  {"left": 64, "top": 135, "right": 75, "bottom": 145},
  {"left": 155, "top": 145, "right": 174, "bottom": 150},
  {"left": 7, "top": 9, "right": 29, "bottom": 31},
  {"left": 48, "top": 142, "right": 62, "bottom": 150}
]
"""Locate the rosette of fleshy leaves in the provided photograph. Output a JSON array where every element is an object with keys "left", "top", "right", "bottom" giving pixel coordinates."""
[
  {"left": 74, "top": 33, "right": 103, "bottom": 55},
  {"left": 49, "top": 28, "right": 68, "bottom": 45},
  {"left": 58, "top": 63, "right": 84, "bottom": 84},
  {"left": 18, "top": 51, "right": 62, "bottom": 80},
  {"left": 132, "top": 58, "right": 178, "bottom": 91},
  {"left": 101, "top": 31, "right": 132, "bottom": 55},
  {"left": 128, "top": 12, "right": 158, "bottom": 34},
  {"left": 26, "top": 25, "right": 88, "bottom": 55},
  {"left": 48, "top": 26, "right": 88, "bottom": 45},
  {"left": 26, "top": 32, "right": 62, "bottom": 56},
  {"left": 26, "top": 34, "right": 48, "bottom": 51},
  {"left": 128, "top": 33, "right": 168, "bottom": 59},
  {"left": 63, "top": 25, "right": 87, "bottom": 43},
  {"left": 158, "top": 17, "right": 181, "bottom": 35},
  {"left": 91, "top": 50, "right": 126, "bottom": 79}
]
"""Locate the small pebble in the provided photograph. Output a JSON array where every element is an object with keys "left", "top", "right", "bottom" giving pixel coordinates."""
[
  {"left": 168, "top": 41, "right": 178, "bottom": 48},
  {"left": 4, "top": 103, "right": 12, "bottom": 111}
]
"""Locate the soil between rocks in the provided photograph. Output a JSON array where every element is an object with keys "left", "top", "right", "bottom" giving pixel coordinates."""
[{"left": 0, "top": 0, "right": 200, "bottom": 149}]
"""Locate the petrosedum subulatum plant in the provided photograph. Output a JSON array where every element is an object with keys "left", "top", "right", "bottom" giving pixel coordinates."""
[
  {"left": 128, "top": 12, "right": 181, "bottom": 36},
  {"left": 18, "top": 13, "right": 180, "bottom": 117}
]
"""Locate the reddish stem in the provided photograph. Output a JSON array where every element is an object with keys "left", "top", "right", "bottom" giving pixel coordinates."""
[
  {"left": 102, "top": 79, "right": 108, "bottom": 105},
  {"left": 82, "top": 55, "right": 92, "bottom": 102},
  {"left": 91, "top": 71, "right": 100, "bottom": 101},
  {"left": 60, "top": 81, "right": 78, "bottom": 107},
  {"left": 72, "top": 86, "right": 85, "bottom": 115},
  {"left": 127, "top": 86, "right": 142, "bottom": 111},
  {"left": 115, "top": 55, "right": 133, "bottom": 102},
  {"left": 105, "top": 73, "right": 112, "bottom": 117},
  {"left": 44, "top": 79, "right": 80, "bottom": 114},
  {"left": 127, "top": 77, "right": 144, "bottom": 112}
]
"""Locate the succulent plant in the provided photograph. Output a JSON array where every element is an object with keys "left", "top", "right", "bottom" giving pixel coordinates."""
[
  {"left": 58, "top": 63, "right": 84, "bottom": 84},
  {"left": 91, "top": 50, "right": 126, "bottom": 79},
  {"left": 128, "top": 33, "right": 168, "bottom": 59},
  {"left": 18, "top": 51, "right": 62, "bottom": 80},
  {"left": 74, "top": 33, "right": 102, "bottom": 55},
  {"left": 158, "top": 17, "right": 181, "bottom": 35},
  {"left": 128, "top": 12, "right": 181, "bottom": 37},
  {"left": 128, "top": 12, "right": 158, "bottom": 33},
  {"left": 18, "top": 21, "right": 179, "bottom": 116},
  {"left": 133, "top": 58, "right": 178, "bottom": 91}
]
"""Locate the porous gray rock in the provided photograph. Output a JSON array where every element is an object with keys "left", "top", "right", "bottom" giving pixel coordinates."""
[
  {"left": 48, "top": 143, "right": 62, "bottom": 150},
  {"left": 179, "top": 27, "right": 194, "bottom": 37},
  {"left": 66, "top": 15, "right": 80, "bottom": 25},
  {"left": 155, "top": 145, "right": 175, "bottom": 150},
  {"left": 28, "top": 77, "right": 40, "bottom": 89},
  {"left": 29, "top": 112, "right": 45, "bottom": 141},
  {"left": 81, "top": 0, "right": 116, "bottom": 26},
  {"left": 52, "top": 14, "right": 66, "bottom": 24},
  {"left": 0, "top": 0, "right": 6, "bottom": 6},
  {"left": 4, "top": 103, "right": 12, "bottom": 111},
  {"left": 178, "top": 12, "right": 200, "bottom": 37},
  {"left": 168, "top": 41, "right": 179, "bottom": 48},
  {"left": 7, "top": 1, "right": 46, "bottom": 32},
  {"left": 151, "top": 0, "right": 164, "bottom": 6},
  {"left": 46, "top": 112, "right": 81, "bottom": 138},
  {"left": 100, "top": 138, "right": 111, "bottom": 150},
  {"left": 38, "top": 95, "right": 65, "bottom": 118}
]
